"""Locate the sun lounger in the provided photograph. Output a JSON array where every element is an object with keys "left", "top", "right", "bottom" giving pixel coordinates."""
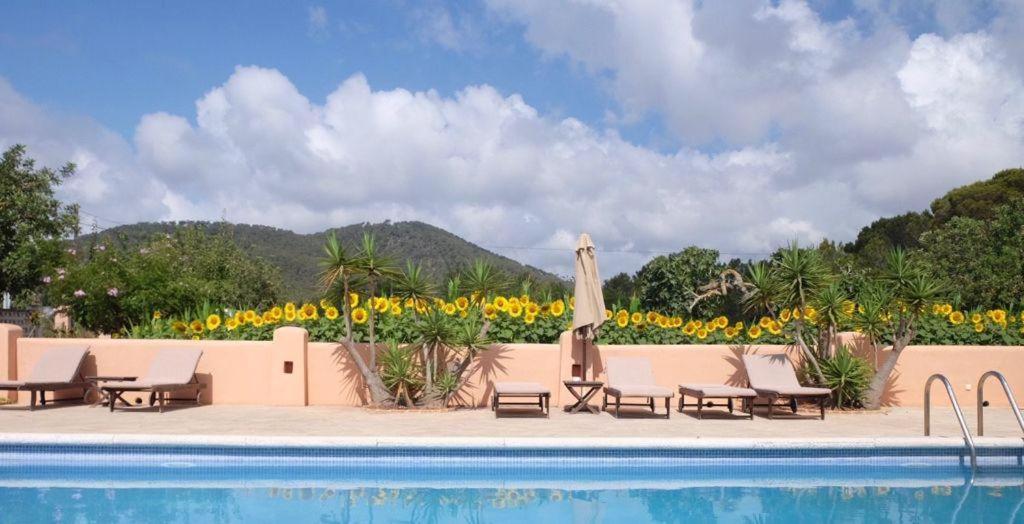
[
  {"left": 742, "top": 354, "right": 831, "bottom": 419},
  {"left": 492, "top": 382, "right": 550, "bottom": 418},
  {"left": 602, "top": 357, "right": 673, "bottom": 419},
  {"left": 678, "top": 384, "right": 757, "bottom": 419},
  {"left": 0, "top": 346, "right": 89, "bottom": 410},
  {"left": 100, "top": 348, "right": 205, "bottom": 413}
]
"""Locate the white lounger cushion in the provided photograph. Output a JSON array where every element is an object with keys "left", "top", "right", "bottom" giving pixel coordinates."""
[
  {"left": 678, "top": 384, "right": 757, "bottom": 397},
  {"left": 495, "top": 382, "right": 549, "bottom": 394}
]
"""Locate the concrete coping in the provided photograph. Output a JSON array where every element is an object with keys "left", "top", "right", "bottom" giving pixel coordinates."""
[{"left": 0, "top": 432, "right": 1022, "bottom": 450}]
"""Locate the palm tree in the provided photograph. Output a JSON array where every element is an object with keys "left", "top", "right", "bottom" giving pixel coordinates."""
[
  {"left": 861, "top": 249, "right": 945, "bottom": 409},
  {"left": 350, "top": 232, "right": 399, "bottom": 371},
  {"left": 410, "top": 308, "right": 455, "bottom": 406},
  {"left": 460, "top": 259, "right": 508, "bottom": 304},
  {"left": 319, "top": 232, "right": 392, "bottom": 406}
]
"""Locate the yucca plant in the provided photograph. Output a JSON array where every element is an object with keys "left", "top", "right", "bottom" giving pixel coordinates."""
[
  {"left": 379, "top": 341, "right": 422, "bottom": 407},
  {"left": 817, "top": 346, "right": 872, "bottom": 409}
]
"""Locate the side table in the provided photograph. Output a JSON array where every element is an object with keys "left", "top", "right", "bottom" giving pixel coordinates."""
[
  {"left": 563, "top": 380, "right": 603, "bottom": 414},
  {"left": 85, "top": 376, "right": 138, "bottom": 407}
]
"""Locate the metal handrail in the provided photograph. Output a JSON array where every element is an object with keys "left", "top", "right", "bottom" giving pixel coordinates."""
[
  {"left": 924, "top": 374, "right": 977, "bottom": 469},
  {"left": 977, "top": 370, "right": 1024, "bottom": 436}
]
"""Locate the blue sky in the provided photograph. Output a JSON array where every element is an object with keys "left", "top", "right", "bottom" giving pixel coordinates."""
[{"left": 1, "top": 1, "right": 1022, "bottom": 276}]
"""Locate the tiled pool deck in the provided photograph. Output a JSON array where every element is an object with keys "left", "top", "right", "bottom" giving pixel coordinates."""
[{"left": 0, "top": 404, "right": 1022, "bottom": 444}]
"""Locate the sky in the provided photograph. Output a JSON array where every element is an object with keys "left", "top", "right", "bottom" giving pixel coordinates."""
[{"left": 1, "top": 0, "right": 1022, "bottom": 278}]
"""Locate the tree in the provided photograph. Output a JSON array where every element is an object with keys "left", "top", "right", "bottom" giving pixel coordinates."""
[
  {"left": 855, "top": 249, "right": 945, "bottom": 409},
  {"left": 0, "top": 145, "right": 80, "bottom": 302},
  {"left": 50, "top": 227, "right": 282, "bottom": 333},
  {"left": 919, "top": 199, "right": 1024, "bottom": 309},
  {"left": 635, "top": 247, "right": 723, "bottom": 317},
  {"left": 319, "top": 232, "right": 394, "bottom": 406},
  {"left": 602, "top": 272, "right": 635, "bottom": 308},
  {"left": 929, "top": 168, "right": 1024, "bottom": 224}
]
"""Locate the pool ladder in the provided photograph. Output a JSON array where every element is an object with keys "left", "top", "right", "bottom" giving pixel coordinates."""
[
  {"left": 925, "top": 370, "right": 1024, "bottom": 471},
  {"left": 924, "top": 374, "right": 977, "bottom": 469}
]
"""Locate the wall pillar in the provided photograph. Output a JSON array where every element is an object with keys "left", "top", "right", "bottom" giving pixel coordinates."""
[
  {"left": 269, "top": 327, "right": 309, "bottom": 406},
  {"left": 0, "top": 324, "right": 22, "bottom": 403}
]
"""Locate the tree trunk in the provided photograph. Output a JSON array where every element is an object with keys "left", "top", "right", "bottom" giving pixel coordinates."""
[
  {"left": 367, "top": 281, "right": 377, "bottom": 370},
  {"left": 794, "top": 323, "right": 826, "bottom": 384},
  {"left": 864, "top": 346, "right": 901, "bottom": 410},
  {"left": 864, "top": 323, "right": 916, "bottom": 410},
  {"left": 340, "top": 276, "right": 392, "bottom": 406}
]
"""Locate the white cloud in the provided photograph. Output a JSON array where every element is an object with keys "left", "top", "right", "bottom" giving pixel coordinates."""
[{"left": 1, "top": 1, "right": 1022, "bottom": 279}]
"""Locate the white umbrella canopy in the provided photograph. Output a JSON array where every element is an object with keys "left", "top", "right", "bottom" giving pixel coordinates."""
[{"left": 572, "top": 233, "right": 606, "bottom": 379}]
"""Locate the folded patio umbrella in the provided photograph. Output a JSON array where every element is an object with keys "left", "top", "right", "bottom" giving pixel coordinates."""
[{"left": 571, "top": 233, "right": 606, "bottom": 380}]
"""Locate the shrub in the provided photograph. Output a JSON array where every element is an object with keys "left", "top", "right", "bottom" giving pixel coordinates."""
[{"left": 817, "top": 346, "right": 873, "bottom": 409}]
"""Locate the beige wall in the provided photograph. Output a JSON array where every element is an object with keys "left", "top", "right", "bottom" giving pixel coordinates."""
[{"left": 2, "top": 324, "right": 1022, "bottom": 409}]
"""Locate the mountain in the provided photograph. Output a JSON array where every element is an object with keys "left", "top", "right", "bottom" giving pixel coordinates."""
[{"left": 78, "top": 220, "right": 566, "bottom": 299}]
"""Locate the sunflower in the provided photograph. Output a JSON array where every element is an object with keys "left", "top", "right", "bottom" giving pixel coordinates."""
[
  {"left": 390, "top": 296, "right": 401, "bottom": 305},
  {"left": 715, "top": 316, "right": 729, "bottom": 329},
  {"left": 792, "top": 308, "right": 802, "bottom": 320},
  {"left": 759, "top": 317, "right": 772, "bottom": 329},
  {"left": 443, "top": 303, "right": 457, "bottom": 315},
  {"left": 390, "top": 304, "right": 402, "bottom": 316},
  {"left": 284, "top": 310, "right": 296, "bottom": 322},
  {"left": 524, "top": 314, "right": 536, "bottom": 325},
  {"left": 605, "top": 309, "right": 613, "bottom": 320},
  {"left": 270, "top": 306, "right": 283, "bottom": 320},
  {"left": 657, "top": 316, "right": 669, "bottom": 328},
  {"left": 526, "top": 303, "right": 540, "bottom": 316},
  {"left": 696, "top": 328, "right": 708, "bottom": 340},
  {"left": 252, "top": 316, "right": 264, "bottom": 327},
  {"left": 748, "top": 325, "right": 762, "bottom": 339},
  {"left": 616, "top": 314, "right": 628, "bottom": 328},
  {"left": 233, "top": 311, "right": 244, "bottom": 324},
  {"left": 646, "top": 311, "right": 659, "bottom": 324},
  {"left": 734, "top": 321, "right": 744, "bottom": 330},
  {"left": 455, "top": 297, "right": 469, "bottom": 310},
  {"left": 284, "top": 302, "right": 297, "bottom": 315},
  {"left": 225, "top": 318, "right": 239, "bottom": 331},
  {"left": 780, "top": 308, "right": 793, "bottom": 322},
  {"left": 693, "top": 320, "right": 703, "bottom": 328},
  {"left": 671, "top": 317, "right": 683, "bottom": 328},
  {"left": 404, "top": 297, "right": 415, "bottom": 308},
  {"left": 190, "top": 320, "right": 204, "bottom": 333},
  {"left": 206, "top": 314, "right": 222, "bottom": 331},
  {"left": 550, "top": 300, "right": 566, "bottom": 317},
  {"left": 243, "top": 310, "right": 257, "bottom": 323},
  {"left": 948, "top": 311, "right": 965, "bottom": 325},
  {"left": 152, "top": 311, "right": 162, "bottom": 320},
  {"left": 325, "top": 306, "right": 339, "bottom": 320},
  {"left": 494, "top": 296, "right": 509, "bottom": 312},
  {"left": 171, "top": 321, "right": 188, "bottom": 334},
  {"left": 682, "top": 322, "right": 696, "bottom": 336},
  {"left": 973, "top": 322, "right": 984, "bottom": 333},
  {"left": 483, "top": 303, "right": 498, "bottom": 319},
  {"left": 724, "top": 327, "right": 737, "bottom": 339},
  {"left": 941, "top": 304, "right": 953, "bottom": 315},
  {"left": 989, "top": 309, "right": 1007, "bottom": 324},
  {"left": 301, "top": 303, "right": 318, "bottom": 319},
  {"left": 970, "top": 313, "right": 983, "bottom": 324},
  {"left": 630, "top": 312, "right": 643, "bottom": 325},
  {"left": 767, "top": 321, "right": 782, "bottom": 335},
  {"left": 262, "top": 311, "right": 275, "bottom": 323},
  {"left": 319, "top": 299, "right": 331, "bottom": 310},
  {"left": 508, "top": 303, "right": 523, "bottom": 318},
  {"left": 349, "top": 294, "right": 360, "bottom": 308},
  {"left": 375, "top": 298, "right": 390, "bottom": 313},
  {"left": 352, "top": 307, "right": 368, "bottom": 324}
]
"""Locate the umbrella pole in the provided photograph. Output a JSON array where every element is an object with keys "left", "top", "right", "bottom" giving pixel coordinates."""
[{"left": 581, "top": 335, "right": 588, "bottom": 381}]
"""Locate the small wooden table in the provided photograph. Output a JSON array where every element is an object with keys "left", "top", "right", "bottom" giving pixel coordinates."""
[
  {"left": 85, "top": 376, "right": 137, "bottom": 407},
  {"left": 563, "top": 380, "right": 603, "bottom": 414}
]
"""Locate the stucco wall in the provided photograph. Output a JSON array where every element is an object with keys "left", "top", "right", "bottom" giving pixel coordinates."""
[{"left": 2, "top": 324, "right": 1022, "bottom": 409}]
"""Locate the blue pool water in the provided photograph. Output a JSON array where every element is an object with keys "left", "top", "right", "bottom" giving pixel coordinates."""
[{"left": 1, "top": 444, "right": 1022, "bottom": 523}]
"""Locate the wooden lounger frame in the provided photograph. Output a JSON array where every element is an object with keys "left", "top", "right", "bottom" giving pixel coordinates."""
[
  {"left": 750, "top": 390, "right": 829, "bottom": 420},
  {"left": 677, "top": 392, "right": 754, "bottom": 420},
  {"left": 491, "top": 391, "right": 550, "bottom": 418},
  {"left": 101, "top": 376, "right": 206, "bottom": 413},
  {"left": 601, "top": 391, "right": 671, "bottom": 419},
  {"left": 0, "top": 376, "right": 90, "bottom": 411}
]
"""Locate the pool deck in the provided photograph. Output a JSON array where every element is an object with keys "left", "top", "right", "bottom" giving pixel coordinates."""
[{"left": 0, "top": 404, "right": 1022, "bottom": 447}]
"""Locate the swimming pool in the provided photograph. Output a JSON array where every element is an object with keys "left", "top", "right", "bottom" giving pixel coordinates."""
[{"left": 1, "top": 436, "right": 1022, "bottom": 523}]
